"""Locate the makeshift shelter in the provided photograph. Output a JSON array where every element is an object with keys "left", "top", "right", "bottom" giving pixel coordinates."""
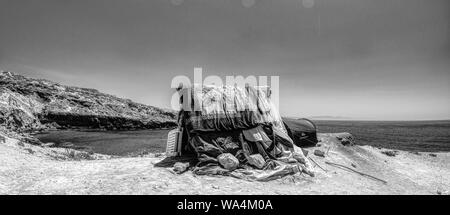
[
  {"left": 282, "top": 118, "right": 318, "bottom": 147},
  {"left": 174, "top": 85, "right": 313, "bottom": 181}
]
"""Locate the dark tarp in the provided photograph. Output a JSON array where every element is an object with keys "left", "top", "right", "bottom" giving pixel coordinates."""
[
  {"left": 189, "top": 125, "right": 314, "bottom": 181},
  {"left": 174, "top": 85, "right": 314, "bottom": 181},
  {"left": 282, "top": 117, "right": 318, "bottom": 147}
]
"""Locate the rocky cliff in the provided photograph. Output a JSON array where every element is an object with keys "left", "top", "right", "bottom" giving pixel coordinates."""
[{"left": 0, "top": 70, "right": 177, "bottom": 132}]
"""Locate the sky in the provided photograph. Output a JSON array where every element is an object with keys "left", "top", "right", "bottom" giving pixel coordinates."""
[{"left": 0, "top": 0, "right": 449, "bottom": 120}]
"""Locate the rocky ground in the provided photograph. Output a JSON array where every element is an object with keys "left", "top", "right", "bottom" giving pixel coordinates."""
[
  {"left": 0, "top": 70, "right": 176, "bottom": 133},
  {"left": 1, "top": 132, "right": 448, "bottom": 195}
]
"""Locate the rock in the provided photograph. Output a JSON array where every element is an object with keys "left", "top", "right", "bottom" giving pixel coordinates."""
[
  {"left": 351, "top": 163, "right": 357, "bottom": 168},
  {"left": 314, "top": 149, "right": 325, "bottom": 157},
  {"left": 429, "top": 153, "right": 437, "bottom": 157},
  {"left": 335, "top": 133, "right": 355, "bottom": 146},
  {"left": 0, "top": 71, "right": 177, "bottom": 133},
  {"left": 42, "top": 142, "right": 56, "bottom": 147},
  {"left": 218, "top": 153, "right": 239, "bottom": 170},
  {"left": 340, "top": 139, "right": 352, "bottom": 145},
  {"left": 47, "top": 122, "right": 62, "bottom": 129},
  {"left": 173, "top": 162, "right": 190, "bottom": 174},
  {"left": 247, "top": 154, "right": 266, "bottom": 169},
  {"left": 24, "top": 148, "right": 34, "bottom": 154},
  {"left": 381, "top": 150, "right": 398, "bottom": 157}
]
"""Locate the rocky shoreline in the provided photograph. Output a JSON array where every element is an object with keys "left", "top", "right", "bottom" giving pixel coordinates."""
[
  {"left": 40, "top": 112, "right": 176, "bottom": 130},
  {"left": 0, "top": 70, "right": 177, "bottom": 143}
]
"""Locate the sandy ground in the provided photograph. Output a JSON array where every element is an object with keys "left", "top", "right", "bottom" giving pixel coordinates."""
[{"left": 1, "top": 133, "right": 449, "bottom": 195}]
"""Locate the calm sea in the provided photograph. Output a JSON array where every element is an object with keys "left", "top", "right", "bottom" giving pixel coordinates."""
[
  {"left": 314, "top": 120, "right": 450, "bottom": 152},
  {"left": 35, "top": 129, "right": 170, "bottom": 156},
  {"left": 35, "top": 120, "right": 450, "bottom": 156}
]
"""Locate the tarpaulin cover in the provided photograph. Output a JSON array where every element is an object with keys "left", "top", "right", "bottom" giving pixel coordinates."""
[
  {"left": 177, "top": 85, "right": 314, "bottom": 181},
  {"left": 179, "top": 85, "right": 286, "bottom": 133},
  {"left": 190, "top": 125, "right": 313, "bottom": 181}
]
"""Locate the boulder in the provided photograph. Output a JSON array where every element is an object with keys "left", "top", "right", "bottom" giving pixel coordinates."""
[
  {"left": 314, "top": 149, "right": 325, "bottom": 157},
  {"left": 381, "top": 150, "right": 398, "bottom": 157},
  {"left": 218, "top": 153, "right": 239, "bottom": 170},
  {"left": 248, "top": 154, "right": 266, "bottom": 169},
  {"left": 335, "top": 133, "right": 355, "bottom": 146},
  {"left": 173, "top": 162, "right": 190, "bottom": 174}
]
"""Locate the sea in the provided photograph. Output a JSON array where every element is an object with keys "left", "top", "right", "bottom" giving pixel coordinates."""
[{"left": 35, "top": 120, "right": 450, "bottom": 156}]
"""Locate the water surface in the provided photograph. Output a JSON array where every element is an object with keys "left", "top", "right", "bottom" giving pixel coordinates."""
[
  {"left": 35, "top": 120, "right": 450, "bottom": 156},
  {"left": 315, "top": 120, "right": 450, "bottom": 152},
  {"left": 35, "top": 129, "right": 169, "bottom": 156}
]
